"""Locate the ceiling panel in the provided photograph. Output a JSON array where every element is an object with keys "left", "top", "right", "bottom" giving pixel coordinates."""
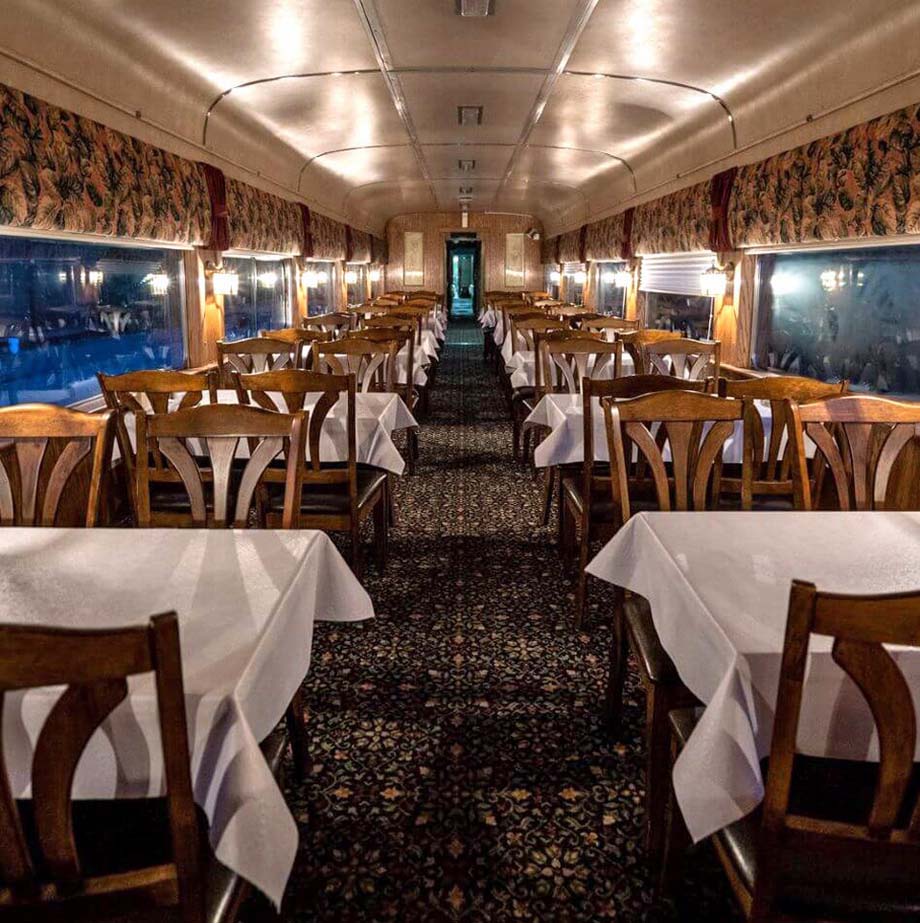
[
  {"left": 430, "top": 179, "right": 501, "bottom": 211},
  {"left": 422, "top": 145, "right": 515, "bottom": 181},
  {"left": 308, "top": 145, "right": 424, "bottom": 186},
  {"left": 510, "top": 145, "right": 623, "bottom": 187},
  {"left": 402, "top": 72, "right": 546, "bottom": 145},
  {"left": 377, "top": 0, "right": 583, "bottom": 69},
  {"left": 345, "top": 180, "right": 437, "bottom": 220}
]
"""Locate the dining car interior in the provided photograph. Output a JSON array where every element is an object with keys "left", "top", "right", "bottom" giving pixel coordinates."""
[{"left": 3, "top": 1, "right": 920, "bottom": 922}]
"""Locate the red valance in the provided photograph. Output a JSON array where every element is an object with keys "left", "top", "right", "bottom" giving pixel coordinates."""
[
  {"left": 300, "top": 204, "right": 314, "bottom": 258},
  {"left": 201, "top": 164, "right": 229, "bottom": 251},
  {"left": 709, "top": 167, "right": 737, "bottom": 252}
]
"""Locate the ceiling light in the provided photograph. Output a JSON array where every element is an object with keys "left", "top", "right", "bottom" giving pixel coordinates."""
[
  {"left": 458, "top": 106, "right": 483, "bottom": 126},
  {"left": 455, "top": 0, "right": 494, "bottom": 16},
  {"left": 459, "top": 186, "right": 473, "bottom": 195},
  {"left": 458, "top": 159, "right": 476, "bottom": 171}
]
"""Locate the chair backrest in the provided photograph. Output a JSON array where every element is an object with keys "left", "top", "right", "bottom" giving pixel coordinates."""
[
  {"left": 645, "top": 337, "right": 721, "bottom": 381},
  {"left": 136, "top": 404, "right": 305, "bottom": 528},
  {"left": 541, "top": 337, "right": 622, "bottom": 394},
  {"left": 720, "top": 375, "right": 849, "bottom": 487},
  {"left": 302, "top": 312, "right": 353, "bottom": 338},
  {"left": 258, "top": 327, "right": 332, "bottom": 369},
  {"left": 363, "top": 314, "right": 413, "bottom": 331},
  {"left": 0, "top": 404, "right": 113, "bottom": 527},
  {"left": 0, "top": 612, "right": 203, "bottom": 919},
  {"left": 313, "top": 338, "right": 397, "bottom": 394},
  {"left": 786, "top": 394, "right": 920, "bottom": 511},
  {"left": 235, "top": 369, "right": 356, "bottom": 486},
  {"left": 510, "top": 316, "right": 567, "bottom": 353},
  {"left": 217, "top": 337, "right": 297, "bottom": 379},
  {"left": 582, "top": 316, "right": 640, "bottom": 341},
  {"left": 755, "top": 581, "right": 920, "bottom": 914},
  {"left": 619, "top": 328, "right": 684, "bottom": 373},
  {"left": 602, "top": 390, "right": 746, "bottom": 521},
  {"left": 344, "top": 328, "right": 415, "bottom": 403}
]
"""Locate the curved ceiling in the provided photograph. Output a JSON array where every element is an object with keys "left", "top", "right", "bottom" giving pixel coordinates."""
[{"left": 1, "top": 0, "right": 919, "bottom": 235}]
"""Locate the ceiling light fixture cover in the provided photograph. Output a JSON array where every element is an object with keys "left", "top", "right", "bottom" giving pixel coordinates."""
[
  {"left": 455, "top": 0, "right": 494, "bottom": 16},
  {"left": 458, "top": 159, "right": 476, "bottom": 171},
  {"left": 458, "top": 105, "right": 484, "bottom": 126}
]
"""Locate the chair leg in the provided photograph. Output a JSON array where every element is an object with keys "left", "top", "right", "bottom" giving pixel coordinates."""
[
  {"left": 644, "top": 684, "right": 676, "bottom": 860},
  {"left": 542, "top": 467, "right": 555, "bottom": 527},
  {"left": 605, "top": 590, "right": 627, "bottom": 736},
  {"left": 574, "top": 518, "right": 591, "bottom": 629},
  {"left": 285, "top": 688, "right": 311, "bottom": 780},
  {"left": 351, "top": 521, "right": 363, "bottom": 579},
  {"left": 373, "top": 494, "right": 388, "bottom": 571},
  {"left": 658, "top": 732, "right": 692, "bottom": 897},
  {"left": 512, "top": 405, "right": 522, "bottom": 462}
]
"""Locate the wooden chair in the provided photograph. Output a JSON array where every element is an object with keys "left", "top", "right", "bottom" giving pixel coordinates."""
[
  {"left": 313, "top": 338, "right": 398, "bottom": 395},
  {"left": 718, "top": 375, "right": 849, "bottom": 509},
  {"left": 644, "top": 337, "right": 720, "bottom": 383},
  {"left": 0, "top": 403, "right": 113, "bottom": 527},
  {"left": 561, "top": 376, "right": 707, "bottom": 626},
  {"left": 302, "top": 312, "right": 353, "bottom": 338},
  {"left": 600, "top": 389, "right": 748, "bottom": 859},
  {"left": 619, "top": 329, "right": 684, "bottom": 374},
  {"left": 665, "top": 582, "right": 920, "bottom": 921},
  {"left": 259, "top": 327, "right": 331, "bottom": 369},
  {"left": 541, "top": 337, "right": 622, "bottom": 394},
  {"left": 216, "top": 337, "right": 297, "bottom": 385},
  {"left": 787, "top": 393, "right": 920, "bottom": 511},
  {"left": 135, "top": 404, "right": 305, "bottom": 529},
  {"left": 582, "top": 316, "right": 640, "bottom": 341}
]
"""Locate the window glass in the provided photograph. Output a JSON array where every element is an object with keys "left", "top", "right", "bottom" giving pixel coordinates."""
[
  {"left": 645, "top": 292, "right": 713, "bottom": 339},
  {"left": 304, "top": 262, "right": 336, "bottom": 316},
  {"left": 345, "top": 264, "right": 367, "bottom": 306},
  {"left": 222, "top": 257, "right": 291, "bottom": 340},
  {"left": 593, "top": 261, "right": 628, "bottom": 316},
  {"left": 562, "top": 262, "right": 586, "bottom": 305},
  {"left": 0, "top": 235, "right": 185, "bottom": 407},
  {"left": 369, "top": 265, "right": 383, "bottom": 299},
  {"left": 543, "top": 265, "right": 560, "bottom": 300},
  {"left": 755, "top": 246, "right": 920, "bottom": 396}
]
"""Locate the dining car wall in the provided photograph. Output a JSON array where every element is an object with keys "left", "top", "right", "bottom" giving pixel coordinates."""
[{"left": 385, "top": 213, "right": 543, "bottom": 297}]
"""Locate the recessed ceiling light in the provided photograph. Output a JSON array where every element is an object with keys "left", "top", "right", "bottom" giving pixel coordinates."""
[
  {"left": 458, "top": 159, "right": 476, "bottom": 171},
  {"left": 455, "top": 0, "right": 494, "bottom": 16},
  {"left": 458, "top": 105, "right": 483, "bottom": 126},
  {"left": 459, "top": 186, "right": 473, "bottom": 194}
]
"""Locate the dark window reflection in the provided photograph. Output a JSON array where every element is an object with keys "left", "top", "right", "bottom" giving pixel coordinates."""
[
  {"left": 646, "top": 292, "right": 713, "bottom": 338},
  {"left": 0, "top": 236, "right": 185, "bottom": 407},
  {"left": 594, "top": 262, "right": 628, "bottom": 316},
  {"left": 755, "top": 247, "right": 920, "bottom": 396},
  {"left": 304, "top": 262, "right": 335, "bottom": 316},
  {"left": 222, "top": 257, "right": 291, "bottom": 340}
]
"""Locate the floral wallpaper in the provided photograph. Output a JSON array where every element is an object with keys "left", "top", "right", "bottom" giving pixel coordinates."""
[
  {"left": 584, "top": 212, "right": 631, "bottom": 261},
  {"left": 540, "top": 235, "right": 558, "bottom": 265},
  {"left": 311, "top": 210, "right": 348, "bottom": 260},
  {"left": 348, "top": 227, "right": 372, "bottom": 263},
  {"left": 557, "top": 228, "right": 584, "bottom": 264},
  {"left": 632, "top": 181, "right": 711, "bottom": 255},
  {"left": 729, "top": 102, "right": 920, "bottom": 247},
  {"left": 371, "top": 235, "right": 388, "bottom": 265},
  {"left": 0, "top": 83, "right": 211, "bottom": 245},
  {"left": 225, "top": 177, "right": 303, "bottom": 254}
]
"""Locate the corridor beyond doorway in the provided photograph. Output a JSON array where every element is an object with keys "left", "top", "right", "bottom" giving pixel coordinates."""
[{"left": 446, "top": 237, "right": 481, "bottom": 317}]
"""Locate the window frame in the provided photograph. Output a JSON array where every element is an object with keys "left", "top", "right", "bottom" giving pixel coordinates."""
[{"left": 591, "top": 261, "right": 628, "bottom": 316}]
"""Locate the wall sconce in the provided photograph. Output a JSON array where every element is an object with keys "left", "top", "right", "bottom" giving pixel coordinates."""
[
  {"left": 344, "top": 270, "right": 359, "bottom": 285},
  {"left": 258, "top": 271, "right": 278, "bottom": 288},
  {"left": 206, "top": 262, "right": 239, "bottom": 296},
  {"left": 369, "top": 268, "right": 381, "bottom": 283},
  {"left": 88, "top": 269, "right": 104, "bottom": 286},
  {"left": 700, "top": 262, "right": 734, "bottom": 298},
  {"left": 317, "top": 270, "right": 330, "bottom": 285},
  {"left": 148, "top": 271, "right": 170, "bottom": 296},
  {"left": 573, "top": 270, "right": 587, "bottom": 285},
  {"left": 301, "top": 270, "right": 318, "bottom": 288},
  {"left": 549, "top": 270, "right": 561, "bottom": 283}
]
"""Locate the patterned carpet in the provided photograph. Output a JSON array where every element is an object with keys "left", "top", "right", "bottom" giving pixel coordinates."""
[{"left": 264, "top": 318, "right": 739, "bottom": 922}]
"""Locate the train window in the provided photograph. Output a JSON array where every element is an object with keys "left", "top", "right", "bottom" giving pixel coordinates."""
[
  {"left": 593, "top": 262, "right": 628, "bottom": 316},
  {"left": 561, "top": 262, "right": 586, "bottom": 305},
  {"left": 369, "top": 265, "right": 383, "bottom": 299},
  {"left": 640, "top": 252, "right": 715, "bottom": 338},
  {"left": 303, "top": 262, "right": 336, "bottom": 316},
  {"left": 543, "top": 265, "right": 560, "bottom": 300},
  {"left": 0, "top": 235, "right": 186, "bottom": 407},
  {"left": 645, "top": 293, "right": 714, "bottom": 338},
  {"left": 754, "top": 245, "right": 920, "bottom": 396},
  {"left": 345, "top": 264, "right": 367, "bottom": 306},
  {"left": 221, "top": 257, "right": 291, "bottom": 341}
]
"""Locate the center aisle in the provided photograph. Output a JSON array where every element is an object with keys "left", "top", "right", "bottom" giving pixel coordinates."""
[{"left": 277, "top": 318, "right": 736, "bottom": 922}]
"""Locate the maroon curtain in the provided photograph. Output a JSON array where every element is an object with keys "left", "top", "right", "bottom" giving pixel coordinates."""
[
  {"left": 202, "top": 163, "right": 229, "bottom": 251},
  {"left": 578, "top": 225, "right": 588, "bottom": 264},
  {"left": 300, "top": 204, "right": 314, "bottom": 258},
  {"left": 345, "top": 225, "right": 354, "bottom": 262},
  {"left": 620, "top": 208, "right": 635, "bottom": 260},
  {"left": 709, "top": 167, "right": 738, "bottom": 252}
]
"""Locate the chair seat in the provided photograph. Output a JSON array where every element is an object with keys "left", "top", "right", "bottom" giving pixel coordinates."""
[
  {"left": 270, "top": 464, "right": 387, "bottom": 516},
  {"left": 623, "top": 596, "right": 680, "bottom": 684},
  {"left": 669, "top": 709, "right": 920, "bottom": 918}
]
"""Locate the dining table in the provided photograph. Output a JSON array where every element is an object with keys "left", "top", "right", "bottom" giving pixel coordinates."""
[
  {"left": 586, "top": 511, "right": 920, "bottom": 844},
  {"left": 0, "top": 526, "right": 374, "bottom": 907}
]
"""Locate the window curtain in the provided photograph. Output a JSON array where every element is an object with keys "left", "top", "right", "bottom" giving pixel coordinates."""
[
  {"left": 371, "top": 235, "right": 388, "bottom": 265},
  {"left": 225, "top": 178, "right": 303, "bottom": 254},
  {"left": 347, "top": 227, "right": 372, "bottom": 263},
  {"left": 557, "top": 227, "right": 584, "bottom": 263},
  {"left": 584, "top": 210, "right": 634, "bottom": 261},
  {"left": 729, "top": 102, "right": 920, "bottom": 247},
  {"left": 300, "top": 204, "right": 314, "bottom": 258},
  {"left": 201, "top": 164, "right": 229, "bottom": 251},
  {"left": 0, "top": 82, "right": 211, "bottom": 245},
  {"left": 632, "top": 181, "right": 711, "bottom": 255},
  {"left": 310, "top": 211, "right": 348, "bottom": 261},
  {"left": 708, "top": 167, "right": 737, "bottom": 252}
]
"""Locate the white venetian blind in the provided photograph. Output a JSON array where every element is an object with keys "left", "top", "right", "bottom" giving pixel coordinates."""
[{"left": 639, "top": 252, "right": 715, "bottom": 296}]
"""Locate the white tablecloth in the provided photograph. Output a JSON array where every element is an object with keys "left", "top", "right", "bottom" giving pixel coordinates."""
[
  {"left": 123, "top": 389, "right": 417, "bottom": 475},
  {"left": 0, "top": 527, "right": 374, "bottom": 906},
  {"left": 586, "top": 511, "right": 920, "bottom": 843},
  {"left": 507, "top": 351, "right": 635, "bottom": 390}
]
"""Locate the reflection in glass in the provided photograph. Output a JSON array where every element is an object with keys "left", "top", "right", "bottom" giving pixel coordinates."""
[
  {"left": 304, "top": 262, "right": 336, "bottom": 316},
  {"left": 346, "top": 263, "right": 367, "bottom": 306},
  {"left": 645, "top": 291, "right": 713, "bottom": 339},
  {"left": 594, "top": 261, "right": 628, "bottom": 316},
  {"left": 221, "top": 257, "right": 291, "bottom": 340},
  {"left": 755, "top": 246, "right": 920, "bottom": 396},
  {"left": 0, "top": 235, "right": 185, "bottom": 407}
]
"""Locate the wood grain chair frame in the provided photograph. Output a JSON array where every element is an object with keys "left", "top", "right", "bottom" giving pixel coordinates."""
[
  {"left": 301, "top": 313, "right": 354, "bottom": 338},
  {"left": 786, "top": 394, "right": 920, "bottom": 511},
  {"left": 136, "top": 404, "right": 305, "bottom": 528},
  {"left": 601, "top": 389, "right": 749, "bottom": 858},
  {"left": 0, "top": 612, "right": 205, "bottom": 921},
  {"left": 313, "top": 338, "right": 398, "bottom": 394},
  {"left": 542, "top": 337, "right": 623, "bottom": 394},
  {"left": 582, "top": 316, "right": 640, "bottom": 341},
  {"left": 718, "top": 376, "right": 849, "bottom": 508},
  {"left": 644, "top": 337, "right": 721, "bottom": 383},
  {"left": 665, "top": 582, "right": 920, "bottom": 921},
  {"left": 619, "top": 329, "right": 685, "bottom": 375},
  {"left": 216, "top": 338, "right": 297, "bottom": 385},
  {"left": 258, "top": 327, "right": 332, "bottom": 369},
  {"left": 0, "top": 403, "right": 114, "bottom": 527}
]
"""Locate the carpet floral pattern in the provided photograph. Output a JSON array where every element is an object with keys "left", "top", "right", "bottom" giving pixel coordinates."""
[{"left": 261, "top": 319, "right": 739, "bottom": 922}]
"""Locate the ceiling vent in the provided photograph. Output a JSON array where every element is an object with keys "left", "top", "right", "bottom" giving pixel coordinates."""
[
  {"left": 458, "top": 106, "right": 483, "bottom": 126},
  {"left": 459, "top": 185, "right": 473, "bottom": 195},
  {"left": 455, "top": 0, "right": 494, "bottom": 16},
  {"left": 458, "top": 159, "right": 476, "bottom": 172}
]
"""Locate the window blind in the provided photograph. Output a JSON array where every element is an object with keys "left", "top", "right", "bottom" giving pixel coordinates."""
[{"left": 639, "top": 252, "right": 715, "bottom": 296}]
